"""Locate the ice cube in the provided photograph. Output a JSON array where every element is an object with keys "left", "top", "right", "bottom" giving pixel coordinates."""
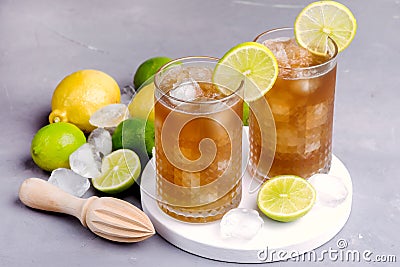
[
  {"left": 217, "top": 160, "right": 228, "bottom": 171},
  {"left": 69, "top": 143, "right": 102, "bottom": 178},
  {"left": 304, "top": 140, "right": 320, "bottom": 154},
  {"left": 160, "top": 65, "right": 188, "bottom": 91},
  {"left": 308, "top": 174, "right": 349, "bottom": 207},
  {"left": 220, "top": 208, "right": 264, "bottom": 240},
  {"left": 120, "top": 85, "right": 136, "bottom": 105},
  {"left": 290, "top": 79, "right": 321, "bottom": 96},
  {"left": 181, "top": 171, "right": 200, "bottom": 187},
  {"left": 270, "top": 103, "right": 290, "bottom": 122},
  {"left": 88, "top": 128, "right": 112, "bottom": 158},
  {"left": 48, "top": 168, "right": 90, "bottom": 197},
  {"left": 306, "top": 102, "right": 329, "bottom": 129},
  {"left": 264, "top": 39, "right": 288, "bottom": 63},
  {"left": 264, "top": 38, "right": 329, "bottom": 78},
  {"left": 89, "top": 104, "right": 129, "bottom": 128},
  {"left": 170, "top": 78, "right": 202, "bottom": 101},
  {"left": 187, "top": 67, "right": 212, "bottom": 82},
  {"left": 174, "top": 67, "right": 190, "bottom": 84},
  {"left": 277, "top": 127, "right": 299, "bottom": 147}
]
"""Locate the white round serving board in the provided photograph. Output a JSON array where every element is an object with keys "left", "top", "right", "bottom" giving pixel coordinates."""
[{"left": 140, "top": 128, "right": 352, "bottom": 263}]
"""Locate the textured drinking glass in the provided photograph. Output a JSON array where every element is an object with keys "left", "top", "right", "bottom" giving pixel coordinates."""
[
  {"left": 154, "top": 57, "right": 243, "bottom": 223},
  {"left": 249, "top": 28, "right": 338, "bottom": 179}
]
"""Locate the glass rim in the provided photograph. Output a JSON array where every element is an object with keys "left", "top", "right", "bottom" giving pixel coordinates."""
[
  {"left": 154, "top": 56, "right": 244, "bottom": 105},
  {"left": 253, "top": 27, "right": 338, "bottom": 72}
]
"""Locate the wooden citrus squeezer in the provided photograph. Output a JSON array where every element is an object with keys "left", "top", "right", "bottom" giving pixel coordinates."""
[{"left": 19, "top": 178, "right": 155, "bottom": 242}]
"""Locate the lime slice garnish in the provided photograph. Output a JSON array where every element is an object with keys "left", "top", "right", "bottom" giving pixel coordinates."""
[
  {"left": 92, "top": 149, "right": 141, "bottom": 194},
  {"left": 213, "top": 42, "right": 278, "bottom": 102},
  {"left": 294, "top": 1, "right": 357, "bottom": 55},
  {"left": 257, "top": 175, "right": 316, "bottom": 222}
]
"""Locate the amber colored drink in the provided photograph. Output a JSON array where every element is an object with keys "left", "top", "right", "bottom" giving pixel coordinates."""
[
  {"left": 249, "top": 28, "right": 338, "bottom": 179},
  {"left": 154, "top": 57, "right": 243, "bottom": 223}
]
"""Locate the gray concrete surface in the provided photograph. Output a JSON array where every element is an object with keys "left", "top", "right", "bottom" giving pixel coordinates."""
[{"left": 1, "top": 0, "right": 399, "bottom": 266}]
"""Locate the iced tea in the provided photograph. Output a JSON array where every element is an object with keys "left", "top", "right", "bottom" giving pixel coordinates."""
[
  {"left": 249, "top": 28, "right": 338, "bottom": 179},
  {"left": 154, "top": 57, "right": 243, "bottom": 223}
]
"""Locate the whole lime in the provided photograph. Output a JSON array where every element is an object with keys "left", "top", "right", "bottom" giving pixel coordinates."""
[
  {"left": 133, "top": 57, "right": 172, "bottom": 90},
  {"left": 31, "top": 122, "right": 86, "bottom": 171},
  {"left": 112, "top": 118, "right": 154, "bottom": 163}
]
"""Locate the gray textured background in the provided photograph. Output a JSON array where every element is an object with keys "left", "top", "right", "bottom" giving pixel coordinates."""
[{"left": 1, "top": 0, "right": 399, "bottom": 266}]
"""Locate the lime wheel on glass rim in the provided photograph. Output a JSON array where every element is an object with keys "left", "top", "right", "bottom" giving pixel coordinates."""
[
  {"left": 294, "top": 1, "right": 357, "bottom": 55},
  {"left": 213, "top": 42, "right": 278, "bottom": 102}
]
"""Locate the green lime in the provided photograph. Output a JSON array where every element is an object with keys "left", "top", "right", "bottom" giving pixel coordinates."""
[
  {"left": 133, "top": 57, "right": 172, "bottom": 90},
  {"left": 243, "top": 102, "right": 249, "bottom": 126},
  {"left": 257, "top": 175, "right": 316, "bottom": 222},
  {"left": 294, "top": 1, "right": 357, "bottom": 55},
  {"left": 112, "top": 118, "right": 154, "bottom": 162},
  {"left": 31, "top": 122, "right": 86, "bottom": 171},
  {"left": 92, "top": 149, "right": 141, "bottom": 194},
  {"left": 213, "top": 42, "right": 278, "bottom": 102}
]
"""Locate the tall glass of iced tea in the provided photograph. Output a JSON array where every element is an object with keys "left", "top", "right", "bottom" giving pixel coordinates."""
[
  {"left": 154, "top": 57, "right": 244, "bottom": 223},
  {"left": 249, "top": 28, "right": 338, "bottom": 179}
]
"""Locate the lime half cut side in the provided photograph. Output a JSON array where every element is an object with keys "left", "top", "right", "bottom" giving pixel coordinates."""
[
  {"left": 213, "top": 42, "right": 278, "bottom": 102},
  {"left": 294, "top": 1, "right": 357, "bottom": 55},
  {"left": 257, "top": 175, "right": 316, "bottom": 222},
  {"left": 92, "top": 149, "right": 141, "bottom": 194}
]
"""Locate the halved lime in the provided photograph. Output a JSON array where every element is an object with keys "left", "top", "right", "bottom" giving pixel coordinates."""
[
  {"left": 257, "top": 175, "right": 316, "bottom": 222},
  {"left": 213, "top": 42, "right": 278, "bottom": 102},
  {"left": 92, "top": 149, "right": 141, "bottom": 194},
  {"left": 294, "top": 1, "right": 357, "bottom": 55}
]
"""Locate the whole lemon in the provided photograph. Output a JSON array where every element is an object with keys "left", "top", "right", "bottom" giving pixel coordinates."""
[
  {"left": 49, "top": 70, "right": 121, "bottom": 133},
  {"left": 31, "top": 122, "right": 86, "bottom": 171}
]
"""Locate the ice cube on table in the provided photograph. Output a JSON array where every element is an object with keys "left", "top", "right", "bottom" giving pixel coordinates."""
[
  {"left": 170, "top": 78, "right": 202, "bottom": 101},
  {"left": 120, "top": 85, "right": 136, "bottom": 105},
  {"left": 69, "top": 143, "right": 102, "bottom": 178},
  {"left": 88, "top": 128, "right": 112, "bottom": 158},
  {"left": 220, "top": 208, "right": 264, "bottom": 240},
  {"left": 308, "top": 174, "right": 349, "bottom": 208},
  {"left": 48, "top": 168, "right": 90, "bottom": 197},
  {"left": 89, "top": 103, "right": 129, "bottom": 128}
]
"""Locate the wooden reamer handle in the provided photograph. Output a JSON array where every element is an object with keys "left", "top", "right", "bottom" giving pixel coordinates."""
[{"left": 18, "top": 178, "right": 96, "bottom": 226}]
